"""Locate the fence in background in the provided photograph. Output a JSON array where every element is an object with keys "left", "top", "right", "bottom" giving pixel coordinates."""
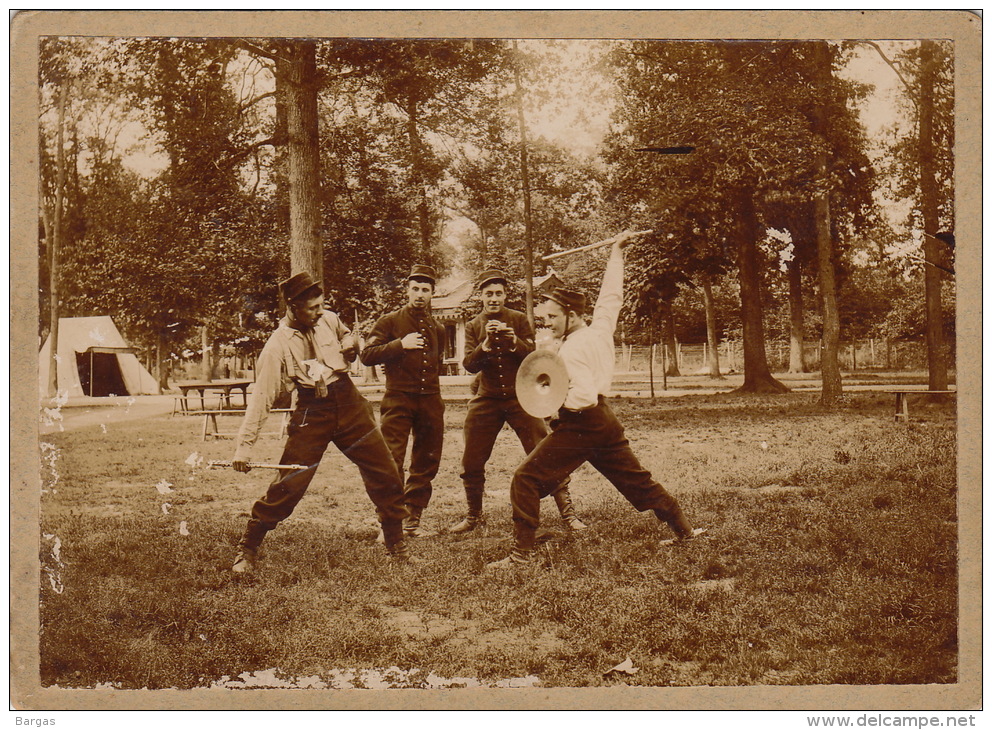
[{"left": 616, "top": 339, "right": 941, "bottom": 374}]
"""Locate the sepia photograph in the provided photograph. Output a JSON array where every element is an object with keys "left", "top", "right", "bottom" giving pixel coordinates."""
[{"left": 10, "top": 10, "right": 981, "bottom": 714}]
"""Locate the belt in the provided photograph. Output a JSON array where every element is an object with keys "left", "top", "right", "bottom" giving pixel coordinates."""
[
  {"left": 560, "top": 395, "right": 605, "bottom": 415},
  {"left": 296, "top": 375, "right": 350, "bottom": 398}
]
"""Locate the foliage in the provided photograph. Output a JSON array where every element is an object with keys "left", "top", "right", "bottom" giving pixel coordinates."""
[
  {"left": 883, "top": 41, "right": 955, "bottom": 249},
  {"left": 36, "top": 37, "right": 944, "bottom": 372}
]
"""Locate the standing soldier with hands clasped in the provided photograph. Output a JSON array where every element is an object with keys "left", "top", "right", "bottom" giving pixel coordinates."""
[
  {"left": 230, "top": 272, "right": 412, "bottom": 573},
  {"left": 451, "top": 269, "right": 587, "bottom": 534},
  {"left": 361, "top": 265, "right": 447, "bottom": 539},
  {"left": 487, "top": 232, "right": 705, "bottom": 569}
]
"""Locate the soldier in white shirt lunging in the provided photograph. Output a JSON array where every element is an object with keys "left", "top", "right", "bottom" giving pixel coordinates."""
[{"left": 487, "top": 232, "right": 705, "bottom": 569}]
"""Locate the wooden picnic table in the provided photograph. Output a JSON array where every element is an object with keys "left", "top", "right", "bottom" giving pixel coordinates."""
[{"left": 174, "top": 379, "right": 252, "bottom": 412}]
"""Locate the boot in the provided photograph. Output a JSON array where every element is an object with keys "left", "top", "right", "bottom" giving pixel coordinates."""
[
  {"left": 554, "top": 488, "right": 588, "bottom": 531},
  {"left": 232, "top": 519, "right": 268, "bottom": 574},
  {"left": 449, "top": 491, "right": 484, "bottom": 533},
  {"left": 484, "top": 545, "right": 534, "bottom": 570},
  {"left": 385, "top": 533, "right": 420, "bottom": 563},
  {"left": 485, "top": 523, "right": 537, "bottom": 569},
  {"left": 654, "top": 505, "right": 706, "bottom": 544},
  {"left": 386, "top": 538, "right": 414, "bottom": 563},
  {"left": 403, "top": 504, "right": 435, "bottom": 538},
  {"left": 381, "top": 517, "right": 404, "bottom": 548},
  {"left": 485, "top": 548, "right": 534, "bottom": 569}
]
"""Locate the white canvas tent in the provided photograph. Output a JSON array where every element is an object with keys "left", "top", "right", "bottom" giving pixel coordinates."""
[{"left": 39, "top": 316, "right": 160, "bottom": 397}]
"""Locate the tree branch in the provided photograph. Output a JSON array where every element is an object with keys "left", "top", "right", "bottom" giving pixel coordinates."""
[
  {"left": 859, "top": 41, "right": 918, "bottom": 109},
  {"left": 222, "top": 135, "right": 286, "bottom": 169},
  {"left": 905, "top": 251, "right": 954, "bottom": 276},
  {"left": 237, "top": 40, "right": 287, "bottom": 65},
  {"left": 319, "top": 69, "right": 366, "bottom": 87},
  {"left": 239, "top": 91, "right": 276, "bottom": 114}
]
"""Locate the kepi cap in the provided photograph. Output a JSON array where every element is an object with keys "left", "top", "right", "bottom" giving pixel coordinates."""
[
  {"left": 476, "top": 268, "right": 508, "bottom": 290},
  {"left": 407, "top": 264, "right": 437, "bottom": 285},
  {"left": 542, "top": 287, "right": 586, "bottom": 316},
  {"left": 281, "top": 272, "right": 322, "bottom": 303}
]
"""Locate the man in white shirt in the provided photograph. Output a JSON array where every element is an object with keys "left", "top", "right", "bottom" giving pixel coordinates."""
[
  {"left": 230, "top": 272, "right": 411, "bottom": 573},
  {"left": 487, "top": 233, "right": 704, "bottom": 568}
]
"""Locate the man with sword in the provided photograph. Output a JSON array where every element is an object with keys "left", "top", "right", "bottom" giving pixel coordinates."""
[
  {"left": 229, "top": 272, "right": 412, "bottom": 573},
  {"left": 487, "top": 230, "right": 705, "bottom": 569}
]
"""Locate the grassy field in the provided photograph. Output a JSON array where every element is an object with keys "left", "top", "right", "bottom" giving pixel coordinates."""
[{"left": 38, "top": 392, "right": 958, "bottom": 689}]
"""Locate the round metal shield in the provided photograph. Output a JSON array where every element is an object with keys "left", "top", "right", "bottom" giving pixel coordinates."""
[{"left": 515, "top": 350, "right": 569, "bottom": 418}]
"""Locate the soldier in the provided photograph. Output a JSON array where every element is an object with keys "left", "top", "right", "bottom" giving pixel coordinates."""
[
  {"left": 230, "top": 272, "right": 411, "bottom": 573},
  {"left": 361, "top": 265, "right": 447, "bottom": 538},
  {"left": 451, "top": 269, "right": 587, "bottom": 533},
  {"left": 487, "top": 234, "right": 705, "bottom": 569}
]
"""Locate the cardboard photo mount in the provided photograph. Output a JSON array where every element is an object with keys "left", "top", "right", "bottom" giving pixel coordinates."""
[{"left": 10, "top": 10, "right": 982, "bottom": 712}]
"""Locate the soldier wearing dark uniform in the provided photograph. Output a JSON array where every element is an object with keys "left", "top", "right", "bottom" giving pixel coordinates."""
[
  {"left": 450, "top": 269, "right": 586, "bottom": 533},
  {"left": 361, "top": 265, "right": 447, "bottom": 538},
  {"left": 230, "top": 272, "right": 411, "bottom": 573}
]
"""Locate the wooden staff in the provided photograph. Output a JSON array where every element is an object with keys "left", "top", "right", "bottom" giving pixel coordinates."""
[
  {"left": 542, "top": 230, "right": 654, "bottom": 261},
  {"left": 208, "top": 460, "right": 309, "bottom": 471}
]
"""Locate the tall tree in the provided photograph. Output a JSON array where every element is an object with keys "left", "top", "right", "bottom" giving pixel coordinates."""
[
  {"left": 868, "top": 40, "right": 954, "bottom": 391},
  {"left": 276, "top": 40, "right": 323, "bottom": 283},
  {"left": 916, "top": 40, "right": 951, "bottom": 391},
  {"left": 331, "top": 39, "right": 512, "bottom": 268},
  {"left": 607, "top": 39, "right": 875, "bottom": 394},
  {"left": 810, "top": 40, "right": 843, "bottom": 404}
]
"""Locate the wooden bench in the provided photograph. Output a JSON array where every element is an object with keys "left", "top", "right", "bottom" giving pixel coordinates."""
[
  {"left": 184, "top": 408, "right": 293, "bottom": 441},
  {"left": 889, "top": 389, "right": 957, "bottom": 422}
]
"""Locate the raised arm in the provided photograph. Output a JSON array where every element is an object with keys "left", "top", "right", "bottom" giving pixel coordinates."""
[{"left": 589, "top": 242, "right": 625, "bottom": 338}]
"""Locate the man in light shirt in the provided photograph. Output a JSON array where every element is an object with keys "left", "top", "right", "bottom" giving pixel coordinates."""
[
  {"left": 487, "top": 232, "right": 704, "bottom": 568},
  {"left": 230, "top": 272, "right": 411, "bottom": 573}
]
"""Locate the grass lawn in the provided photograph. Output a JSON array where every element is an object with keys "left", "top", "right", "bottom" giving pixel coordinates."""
[{"left": 38, "top": 391, "right": 958, "bottom": 689}]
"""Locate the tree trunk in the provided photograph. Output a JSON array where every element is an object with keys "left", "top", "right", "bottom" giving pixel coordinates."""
[
  {"left": 812, "top": 41, "right": 843, "bottom": 406},
  {"left": 815, "top": 188, "right": 843, "bottom": 404},
  {"left": 648, "top": 342, "right": 655, "bottom": 402},
  {"left": 918, "top": 40, "right": 949, "bottom": 392},
  {"left": 211, "top": 341, "right": 223, "bottom": 379},
  {"left": 156, "top": 334, "right": 170, "bottom": 392},
  {"left": 273, "top": 62, "right": 290, "bottom": 236},
  {"left": 47, "top": 82, "right": 69, "bottom": 398},
  {"left": 662, "top": 302, "right": 680, "bottom": 377},
  {"left": 200, "top": 325, "right": 211, "bottom": 381},
  {"left": 278, "top": 41, "right": 323, "bottom": 283},
  {"left": 404, "top": 98, "right": 433, "bottom": 264},
  {"left": 733, "top": 189, "right": 788, "bottom": 393},
  {"left": 513, "top": 40, "right": 536, "bottom": 328},
  {"left": 787, "top": 257, "right": 807, "bottom": 373},
  {"left": 701, "top": 276, "right": 723, "bottom": 378}
]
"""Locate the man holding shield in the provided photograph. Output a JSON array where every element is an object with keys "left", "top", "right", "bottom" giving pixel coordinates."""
[{"left": 487, "top": 232, "right": 704, "bottom": 568}]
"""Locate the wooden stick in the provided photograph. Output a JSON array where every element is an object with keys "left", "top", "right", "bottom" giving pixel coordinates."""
[
  {"left": 207, "top": 460, "right": 309, "bottom": 471},
  {"left": 542, "top": 230, "right": 653, "bottom": 261}
]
